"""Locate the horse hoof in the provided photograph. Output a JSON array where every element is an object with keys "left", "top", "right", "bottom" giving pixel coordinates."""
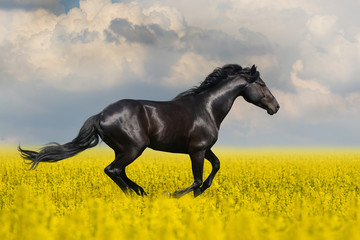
[
  {"left": 162, "top": 191, "right": 171, "bottom": 198},
  {"left": 193, "top": 188, "right": 202, "bottom": 198}
]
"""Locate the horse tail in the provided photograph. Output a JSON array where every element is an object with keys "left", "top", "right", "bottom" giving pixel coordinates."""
[{"left": 19, "top": 114, "right": 103, "bottom": 170}]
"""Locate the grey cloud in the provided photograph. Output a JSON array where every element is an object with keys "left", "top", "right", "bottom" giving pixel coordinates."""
[
  {"left": 0, "top": 79, "right": 180, "bottom": 144},
  {"left": 105, "top": 18, "right": 273, "bottom": 62},
  {"left": 106, "top": 18, "right": 178, "bottom": 47},
  {"left": 181, "top": 27, "right": 272, "bottom": 61},
  {"left": 238, "top": 28, "right": 271, "bottom": 49},
  {"left": 219, "top": 115, "right": 360, "bottom": 147},
  {"left": 0, "top": 0, "right": 64, "bottom": 14},
  {"left": 58, "top": 29, "right": 99, "bottom": 44}
]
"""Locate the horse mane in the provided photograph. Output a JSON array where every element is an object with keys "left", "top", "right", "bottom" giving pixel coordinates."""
[{"left": 174, "top": 64, "right": 255, "bottom": 99}]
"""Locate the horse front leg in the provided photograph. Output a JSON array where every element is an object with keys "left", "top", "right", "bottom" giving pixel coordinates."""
[
  {"left": 194, "top": 149, "right": 220, "bottom": 197},
  {"left": 168, "top": 151, "right": 205, "bottom": 198}
]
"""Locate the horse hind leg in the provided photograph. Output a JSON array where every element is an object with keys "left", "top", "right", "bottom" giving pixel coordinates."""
[
  {"left": 104, "top": 159, "right": 131, "bottom": 195},
  {"left": 120, "top": 169, "right": 147, "bottom": 196},
  {"left": 104, "top": 148, "right": 146, "bottom": 196}
]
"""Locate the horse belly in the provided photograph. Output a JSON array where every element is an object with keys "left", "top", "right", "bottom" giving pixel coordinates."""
[
  {"left": 149, "top": 142, "right": 188, "bottom": 154},
  {"left": 148, "top": 129, "right": 189, "bottom": 154}
]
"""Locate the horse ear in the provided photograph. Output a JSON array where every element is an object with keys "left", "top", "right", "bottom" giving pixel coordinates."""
[
  {"left": 249, "top": 65, "right": 258, "bottom": 83},
  {"left": 250, "top": 65, "right": 257, "bottom": 75}
]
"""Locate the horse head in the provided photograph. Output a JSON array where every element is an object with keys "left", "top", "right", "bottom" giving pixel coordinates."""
[{"left": 240, "top": 65, "right": 280, "bottom": 115}]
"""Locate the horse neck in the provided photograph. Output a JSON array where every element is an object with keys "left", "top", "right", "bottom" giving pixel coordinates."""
[{"left": 202, "top": 77, "right": 246, "bottom": 128}]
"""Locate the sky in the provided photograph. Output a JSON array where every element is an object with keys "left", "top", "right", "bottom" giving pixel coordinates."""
[{"left": 0, "top": 0, "right": 359, "bottom": 147}]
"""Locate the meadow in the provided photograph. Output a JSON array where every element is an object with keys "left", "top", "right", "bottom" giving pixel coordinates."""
[{"left": 1, "top": 146, "right": 360, "bottom": 240}]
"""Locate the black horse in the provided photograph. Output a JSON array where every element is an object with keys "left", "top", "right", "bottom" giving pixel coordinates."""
[{"left": 19, "top": 64, "right": 279, "bottom": 198}]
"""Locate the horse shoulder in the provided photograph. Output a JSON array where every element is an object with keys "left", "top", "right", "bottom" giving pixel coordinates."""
[{"left": 187, "top": 110, "right": 219, "bottom": 152}]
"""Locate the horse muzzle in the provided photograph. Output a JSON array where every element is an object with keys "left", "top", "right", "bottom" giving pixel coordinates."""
[{"left": 267, "top": 103, "right": 280, "bottom": 115}]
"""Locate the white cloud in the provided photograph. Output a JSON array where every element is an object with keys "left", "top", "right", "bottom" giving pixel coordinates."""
[
  {"left": 163, "top": 52, "right": 222, "bottom": 87},
  {"left": 291, "top": 60, "right": 330, "bottom": 95},
  {"left": 273, "top": 57, "right": 360, "bottom": 122},
  {"left": 142, "top": 5, "right": 187, "bottom": 36},
  {"left": 306, "top": 15, "right": 339, "bottom": 40},
  {"left": 247, "top": 54, "right": 278, "bottom": 74},
  {"left": 0, "top": 0, "right": 189, "bottom": 91},
  {"left": 297, "top": 14, "right": 360, "bottom": 91}
]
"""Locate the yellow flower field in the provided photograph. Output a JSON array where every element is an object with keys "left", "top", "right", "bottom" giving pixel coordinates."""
[{"left": 1, "top": 146, "right": 360, "bottom": 240}]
